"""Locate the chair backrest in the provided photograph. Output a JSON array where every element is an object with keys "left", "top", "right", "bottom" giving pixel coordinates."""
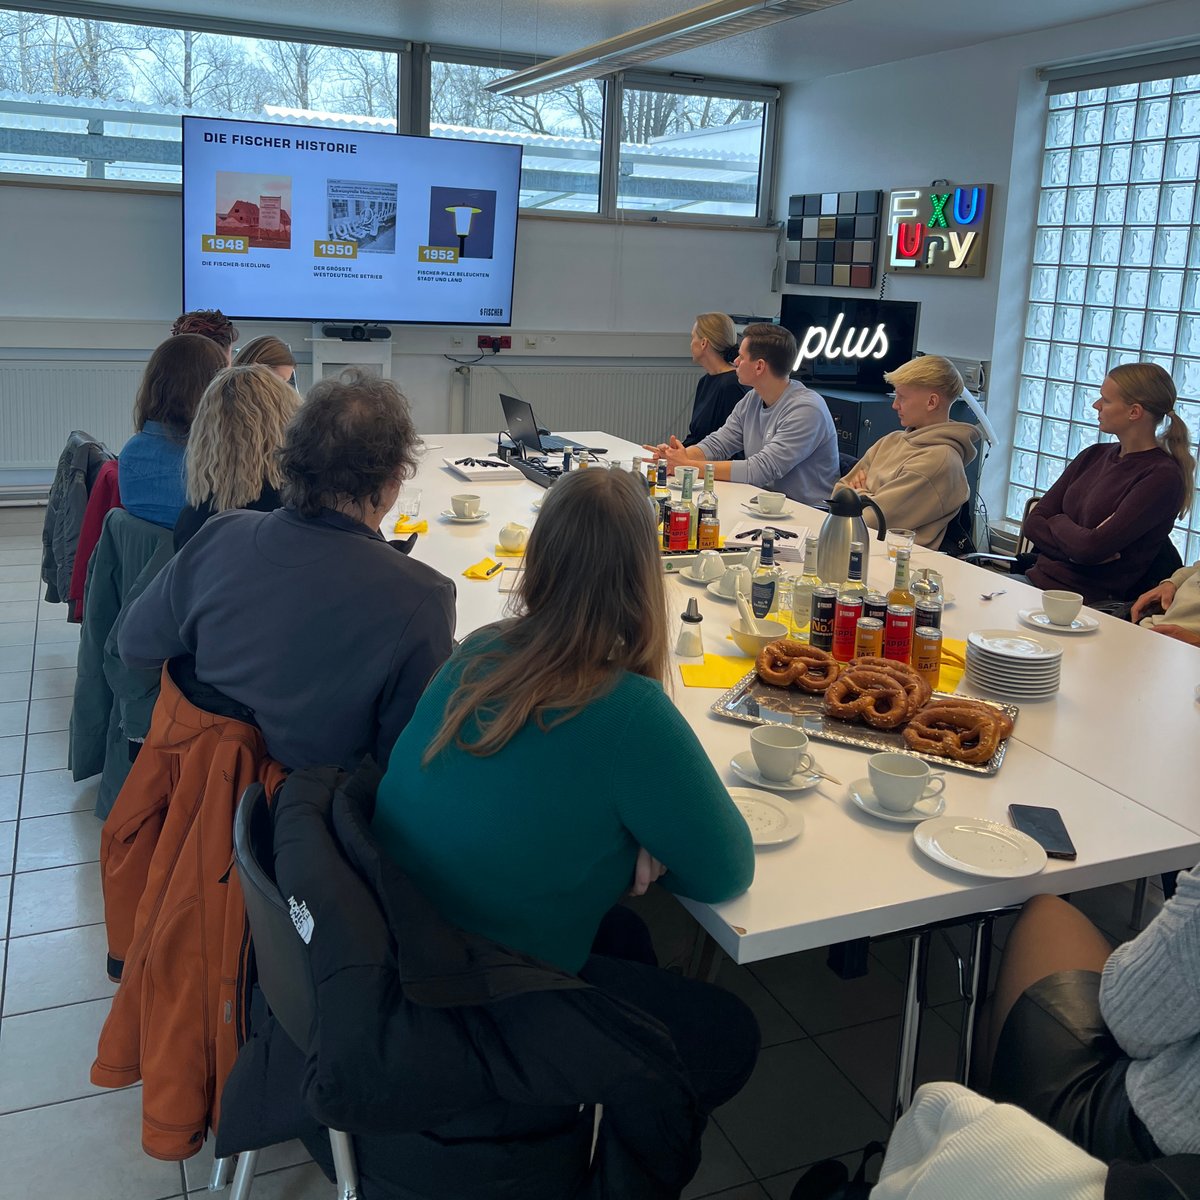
[
  {"left": 233, "top": 783, "right": 318, "bottom": 1052},
  {"left": 938, "top": 500, "right": 977, "bottom": 557},
  {"left": 1015, "top": 493, "right": 1043, "bottom": 558}
]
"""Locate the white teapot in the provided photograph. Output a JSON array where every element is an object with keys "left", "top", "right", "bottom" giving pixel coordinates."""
[{"left": 499, "top": 522, "right": 529, "bottom": 552}]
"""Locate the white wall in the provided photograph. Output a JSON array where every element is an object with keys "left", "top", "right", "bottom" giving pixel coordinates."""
[
  {"left": 775, "top": 0, "right": 1200, "bottom": 515},
  {"left": 0, "top": 179, "right": 778, "bottom": 449}
]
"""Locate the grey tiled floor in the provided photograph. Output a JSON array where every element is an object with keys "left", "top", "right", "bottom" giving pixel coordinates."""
[{"left": 0, "top": 505, "right": 1160, "bottom": 1200}]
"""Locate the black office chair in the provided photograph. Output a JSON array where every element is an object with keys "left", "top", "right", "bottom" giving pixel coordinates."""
[{"left": 210, "top": 784, "right": 360, "bottom": 1200}]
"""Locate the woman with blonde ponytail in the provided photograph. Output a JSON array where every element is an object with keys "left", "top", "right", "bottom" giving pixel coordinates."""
[{"left": 1024, "top": 363, "right": 1194, "bottom": 603}]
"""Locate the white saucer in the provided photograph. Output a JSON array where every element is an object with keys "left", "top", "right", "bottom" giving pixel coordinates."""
[
  {"left": 1018, "top": 608, "right": 1099, "bottom": 634},
  {"left": 707, "top": 580, "right": 738, "bottom": 602},
  {"left": 968, "top": 629, "right": 1062, "bottom": 661},
  {"left": 741, "top": 500, "right": 794, "bottom": 519},
  {"left": 680, "top": 565, "right": 725, "bottom": 585},
  {"left": 728, "top": 787, "right": 804, "bottom": 846},
  {"left": 731, "top": 750, "right": 820, "bottom": 792},
  {"left": 913, "top": 815, "right": 1048, "bottom": 879},
  {"left": 440, "top": 509, "right": 490, "bottom": 523},
  {"left": 849, "top": 778, "right": 945, "bottom": 824}
]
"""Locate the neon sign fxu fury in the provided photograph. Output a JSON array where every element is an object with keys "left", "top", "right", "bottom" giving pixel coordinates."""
[{"left": 887, "top": 185, "right": 991, "bottom": 277}]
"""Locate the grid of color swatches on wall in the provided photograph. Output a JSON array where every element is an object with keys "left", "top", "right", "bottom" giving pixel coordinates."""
[{"left": 785, "top": 190, "right": 881, "bottom": 288}]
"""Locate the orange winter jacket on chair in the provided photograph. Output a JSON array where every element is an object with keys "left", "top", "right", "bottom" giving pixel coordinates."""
[{"left": 91, "top": 660, "right": 287, "bottom": 1160}]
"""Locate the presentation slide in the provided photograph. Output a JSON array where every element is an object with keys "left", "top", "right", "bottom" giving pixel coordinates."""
[{"left": 181, "top": 117, "right": 522, "bottom": 325}]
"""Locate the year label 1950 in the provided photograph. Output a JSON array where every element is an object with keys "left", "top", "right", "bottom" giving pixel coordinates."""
[{"left": 314, "top": 241, "right": 358, "bottom": 259}]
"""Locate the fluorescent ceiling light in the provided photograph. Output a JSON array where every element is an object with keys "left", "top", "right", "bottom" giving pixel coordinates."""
[{"left": 483, "top": 0, "right": 849, "bottom": 96}]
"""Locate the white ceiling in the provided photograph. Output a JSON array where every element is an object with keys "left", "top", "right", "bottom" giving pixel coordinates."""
[{"left": 105, "top": 0, "right": 1170, "bottom": 83}]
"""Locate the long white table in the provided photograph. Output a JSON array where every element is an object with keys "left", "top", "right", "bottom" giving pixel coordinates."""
[{"left": 395, "top": 432, "right": 1200, "bottom": 1114}]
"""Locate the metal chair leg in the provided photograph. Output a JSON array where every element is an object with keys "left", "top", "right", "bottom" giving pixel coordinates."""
[
  {"left": 329, "top": 1129, "right": 360, "bottom": 1200},
  {"left": 1130, "top": 877, "right": 1149, "bottom": 931},
  {"left": 209, "top": 1156, "right": 234, "bottom": 1191},
  {"left": 892, "top": 929, "right": 929, "bottom": 1122},
  {"left": 228, "top": 1149, "right": 259, "bottom": 1200}
]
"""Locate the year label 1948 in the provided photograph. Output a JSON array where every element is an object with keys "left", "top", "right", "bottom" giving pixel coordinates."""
[{"left": 201, "top": 234, "right": 248, "bottom": 254}]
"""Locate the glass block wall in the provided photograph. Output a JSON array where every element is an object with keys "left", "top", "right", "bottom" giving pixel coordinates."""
[{"left": 1012, "top": 73, "right": 1200, "bottom": 562}]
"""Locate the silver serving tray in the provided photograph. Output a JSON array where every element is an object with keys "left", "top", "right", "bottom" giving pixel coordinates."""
[{"left": 710, "top": 670, "right": 1018, "bottom": 776}]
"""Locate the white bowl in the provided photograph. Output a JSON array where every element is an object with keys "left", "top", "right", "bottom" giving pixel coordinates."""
[{"left": 729, "top": 619, "right": 788, "bottom": 656}]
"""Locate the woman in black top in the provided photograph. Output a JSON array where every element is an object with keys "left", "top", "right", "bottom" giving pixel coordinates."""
[
  {"left": 684, "top": 312, "right": 747, "bottom": 446},
  {"left": 173, "top": 365, "right": 300, "bottom": 550}
]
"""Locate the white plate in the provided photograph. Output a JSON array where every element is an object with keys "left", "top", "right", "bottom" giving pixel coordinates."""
[
  {"left": 707, "top": 580, "right": 738, "bottom": 602},
  {"left": 740, "top": 500, "right": 796, "bottom": 519},
  {"left": 439, "top": 509, "right": 490, "bottom": 523},
  {"left": 913, "top": 815, "right": 1048, "bottom": 879},
  {"left": 679, "top": 565, "right": 725, "bottom": 585},
  {"left": 849, "top": 778, "right": 945, "bottom": 824},
  {"left": 731, "top": 750, "right": 820, "bottom": 792},
  {"left": 967, "top": 629, "right": 1062, "bottom": 661},
  {"left": 965, "top": 658, "right": 1061, "bottom": 681},
  {"left": 729, "top": 787, "right": 805, "bottom": 846},
  {"left": 1017, "top": 608, "right": 1099, "bottom": 634}
]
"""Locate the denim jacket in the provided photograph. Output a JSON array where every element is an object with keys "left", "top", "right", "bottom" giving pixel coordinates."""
[{"left": 117, "top": 420, "right": 188, "bottom": 528}]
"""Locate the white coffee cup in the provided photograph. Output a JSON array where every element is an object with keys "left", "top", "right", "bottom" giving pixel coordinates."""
[
  {"left": 755, "top": 491, "right": 786, "bottom": 515},
  {"left": 695, "top": 549, "right": 725, "bottom": 580},
  {"left": 720, "top": 563, "right": 752, "bottom": 597},
  {"left": 750, "top": 726, "right": 814, "bottom": 782},
  {"left": 674, "top": 464, "right": 698, "bottom": 486},
  {"left": 868, "top": 752, "right": 945, "bottom": 813},
  {"left": 451, "top": 493, "right": 481, "bottom": 518},
  {"left": 1042, "top": 590, "right": 1083, "bottom": 626},
  {"left": 499, "top": 522, "right": 528, "bottom": 551}
]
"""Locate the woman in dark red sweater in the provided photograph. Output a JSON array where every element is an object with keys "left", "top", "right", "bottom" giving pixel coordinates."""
[{"left": 1024, "top": 363, "right": 1194, "bottom": 603}]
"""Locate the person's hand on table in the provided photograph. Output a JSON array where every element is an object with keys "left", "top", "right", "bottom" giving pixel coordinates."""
[
  {"left": 1131, "top": 581, "right": 1176, "bottom": 623},
  {"left": 641, "top": 441, "right": 670, "bottom": 460},
  {"left": 628, "top": 847, "right": 668, "bottom": 896},
  {"left": 1150, "top": 623, "right": 1200, "bottom": 647}
]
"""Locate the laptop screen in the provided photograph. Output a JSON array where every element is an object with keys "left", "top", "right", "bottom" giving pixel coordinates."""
[{"left": 499, "top": 393, "right": 544, "bottom": 452}]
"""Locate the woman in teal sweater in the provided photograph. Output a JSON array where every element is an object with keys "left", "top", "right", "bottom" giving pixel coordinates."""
[{"left": 375, "top": 466, "right": 758, "bottom": 1119}]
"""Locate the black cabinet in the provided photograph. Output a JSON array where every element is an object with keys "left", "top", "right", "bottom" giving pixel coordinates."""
[{"left": 818, "top": 389, "right": 903, "bottom": 470}]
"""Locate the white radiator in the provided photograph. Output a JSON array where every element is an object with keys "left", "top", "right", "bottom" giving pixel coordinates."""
[
  {"left": 463, "top": 365, "right": 698, "bottom": 447},
  {"left": 0, "top": 360, "right": 141, "bottom": 476}
]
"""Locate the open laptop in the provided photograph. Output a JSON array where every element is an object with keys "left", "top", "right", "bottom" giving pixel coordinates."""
[{"left": 499, "top": 393, "right": 586, "bottom": 453}]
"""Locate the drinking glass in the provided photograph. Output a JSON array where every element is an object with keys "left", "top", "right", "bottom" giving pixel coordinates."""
[
  {"left": 886, "top": 529, "right": 915, "bottom": 560},
  {"left": 397, "top": 489, "right": 422, "bottom": 520}
]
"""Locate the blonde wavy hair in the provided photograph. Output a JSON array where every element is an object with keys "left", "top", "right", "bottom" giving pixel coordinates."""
[
  {"left": 186, "top": 365, "right": 300, "bottom": 511},
  {"left": 883, "top": 355, "right": 964, "bottom": 402}
]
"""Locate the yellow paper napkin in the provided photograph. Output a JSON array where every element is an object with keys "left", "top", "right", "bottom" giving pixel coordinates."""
[
  {"left": 463, "top": 557, "right": 505, "bottom": 580},
  {"left": 679, "top": 653, "right": 755, "bottom": 689},
  {"left": 393, "top": 518, "right": 428, "bottom": 535},
  {"left": 938, "top": 637, "right": 967, "bottom": 693},
  {"left": 494, "top": 543, "right": 525, "bottom": 557}
]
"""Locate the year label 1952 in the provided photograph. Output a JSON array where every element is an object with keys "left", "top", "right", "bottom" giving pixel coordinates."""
[
  {"left": 418, "top": 245, "right": 460, "bottom": 263},
  {"left": 201, "top": 234, "right": 248, "bottom": 254},
  {"left": 314, "top": 241, "right": 358, "bottom": 259}
]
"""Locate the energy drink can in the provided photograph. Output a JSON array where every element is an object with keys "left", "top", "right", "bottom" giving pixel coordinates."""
[
  {"left": 915, "top": 598, "right": 943, "bottom": 631},
  {"left": 883, "top": 604, "right": 915, "bottom": 663},
  {"left": 913, "top": 625, "right": 943, "bottom": 691},
  {"left": 809, "top": 586, "right": 837, "bottom": 652},
  {"left": 854, "top": 617, "right": 884, "bottom": 658},
  {"left": 831, "top": 596, "right": 863, "bottom": 662},
  {"left": 863, "top": 592, "right": 889, "bottom": 624}
]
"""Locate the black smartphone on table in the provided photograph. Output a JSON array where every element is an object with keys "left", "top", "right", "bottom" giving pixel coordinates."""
[{"left": 1008, "top": 804, "right": 1078, "bottom": 860}]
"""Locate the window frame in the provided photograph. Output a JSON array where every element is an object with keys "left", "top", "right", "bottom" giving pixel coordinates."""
[{"left": 0, "top": 6, "right": 780, "bottom": 227}]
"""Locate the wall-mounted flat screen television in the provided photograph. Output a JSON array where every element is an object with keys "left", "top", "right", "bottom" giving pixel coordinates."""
[
  {"left": 181, "top": 116, "right": 522, "bottom": 325},
  {"left": 779, "top": 295, "right": 920, "bottom": 392}
]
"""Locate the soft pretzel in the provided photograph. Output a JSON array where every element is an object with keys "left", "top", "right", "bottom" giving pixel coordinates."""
[
  {"left": 849, "top": 656, "right": 932, "bottom": 715},
  {"left": 903, "top": 699, "right": 1013, "bottom": 765},
  {"left": 756, "top": 640, "right": 841, "bottom": 693},
  {"left": 824, "top": 667, "right": 909, "bottom": 729}
]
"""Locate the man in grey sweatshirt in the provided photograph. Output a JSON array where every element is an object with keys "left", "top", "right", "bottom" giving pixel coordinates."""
[{"left": 643, "top": 323, "right": 839, "bottom": 507}]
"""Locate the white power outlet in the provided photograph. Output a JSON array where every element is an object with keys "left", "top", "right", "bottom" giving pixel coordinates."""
[
  {"left": 450, "top": 334, "right": 463, "bottom": 347},
  {"left": 524, "top": 336, "right": 537, "bottom": 349}
]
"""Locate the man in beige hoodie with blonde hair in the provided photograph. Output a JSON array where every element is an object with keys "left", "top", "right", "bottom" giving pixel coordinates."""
[{"left": 836, "top": 354, "right": 980, "bottom": 549}]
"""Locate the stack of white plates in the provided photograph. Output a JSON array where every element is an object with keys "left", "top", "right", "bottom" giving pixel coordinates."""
[{"left": 965, "top": 629, "right": 1062, "bottom": 699}]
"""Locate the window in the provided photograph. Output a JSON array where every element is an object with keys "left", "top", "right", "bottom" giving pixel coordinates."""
[
  {"left": 0, "top": 8, "right": 399, "bottom": 182},
  {"left": 1012, "top": 72, "right": 1200, "bottom": 561},
  {"left": 617, "top": 84, "right": 767, "bottom": 218},
  {"left": 429, "top": 57, "right": 604, "bottom": 213}
]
